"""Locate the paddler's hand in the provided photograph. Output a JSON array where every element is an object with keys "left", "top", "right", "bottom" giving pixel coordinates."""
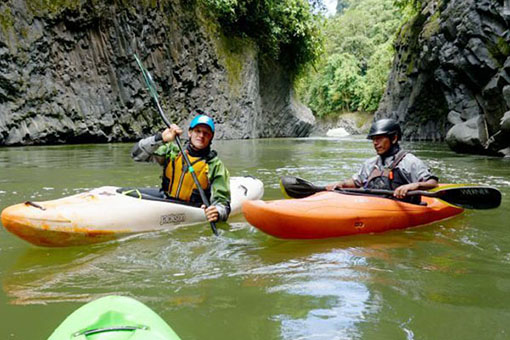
[
  {"left": 162, "top": 124, "right": 183, "bottom": 142},
  {"left": 394, "top": 183, "right": 419, "bottom": 199},
  {"left": 326, "top": 181, "right": 343, "bottom": 191},
  {"left": 201, "top": 204, "right": 219, "bottom": 222}
]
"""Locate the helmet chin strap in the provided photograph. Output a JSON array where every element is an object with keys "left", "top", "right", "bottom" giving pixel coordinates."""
[{"left": 381, "top": 142, "right": 400, "bottom": 160}]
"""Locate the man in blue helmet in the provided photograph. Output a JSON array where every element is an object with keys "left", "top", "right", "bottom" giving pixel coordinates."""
[
  {"left": 131, "top": 113, "right": 231, "bottom": 222},
  {"left": 326, "top": 118, "right": 438, "bottom": 203}
]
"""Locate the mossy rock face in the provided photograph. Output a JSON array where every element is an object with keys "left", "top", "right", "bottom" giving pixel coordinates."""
[
  {"left": 487, "top": 37, "right": 510, "bottom": 67},
  {"left": 210, "top": 29, "right": 257, "bottom": 91},
  {"left": 497, "top": 37, "right": 510, "bottom": 57},
  {"left": 24, "top": 0, "right": 163, "bottom": 16},
  {"left": 25, "top": 0, "right": 81, "bottom": 15},
  {"left": 0, "top": 6, "right": 15, "bottom": 33},
  {"left": 421, "top": 10, "right": 440, "bottom": 40}
]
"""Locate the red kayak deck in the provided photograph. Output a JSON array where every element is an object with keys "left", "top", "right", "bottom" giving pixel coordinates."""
[{"left": 242, "top": 191, "right": 464, "bottom": 239}]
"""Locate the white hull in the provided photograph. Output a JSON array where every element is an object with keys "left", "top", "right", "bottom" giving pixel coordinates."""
[{"left": 1, "top": 177, "right": 264, "bottom": 247}]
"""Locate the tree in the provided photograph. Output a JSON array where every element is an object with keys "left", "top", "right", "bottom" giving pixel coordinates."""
[
  {"left": 336, "top": 0, "right": 349, "bottom": 14},
  {"left": 200, "top": 0, "right": 324, "bottom": 74},
  {"left": 298, "top": 0, "right": 404, "bottom": 116}
]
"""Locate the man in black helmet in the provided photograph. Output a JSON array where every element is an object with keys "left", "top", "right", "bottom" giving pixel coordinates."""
[{"left": 326, "top": 118, "right": 438, "bottom": 203}]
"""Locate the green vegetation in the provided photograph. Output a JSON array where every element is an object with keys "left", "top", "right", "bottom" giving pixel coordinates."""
[
  {"left": 25, "top": 0, "right": 81, "bottom": 15},
  {"left": 297, "top": 0, "right": 414, "bottom": 117},
  {"left": 336, "top": 0, "right": 349, "bottom": 14},
  {"left": 199, "top": 0, "right": 324, "bottom": 74},
  {"left": 393, "top": 0, "right": 423, "bottom": 12},
  {"left": 0, "top": 6, "right": 15, "bottom": 33}
]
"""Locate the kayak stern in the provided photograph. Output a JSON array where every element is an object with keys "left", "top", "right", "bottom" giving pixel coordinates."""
[{"left": 1, "top": 203, "right": 130, "bottom": 247}]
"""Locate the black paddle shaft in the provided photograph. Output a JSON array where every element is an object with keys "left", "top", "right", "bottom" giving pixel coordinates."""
[
  {"left": 334, "top": 186, "right": 501, "bottom": 209},
  {"left": 280, "top": 176, "right": 501, "bottom": 210}
]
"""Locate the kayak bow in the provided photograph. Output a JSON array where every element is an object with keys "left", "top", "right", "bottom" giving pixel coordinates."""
[{"left": 47, "top": 295, "right": 181, "bottom": 340}]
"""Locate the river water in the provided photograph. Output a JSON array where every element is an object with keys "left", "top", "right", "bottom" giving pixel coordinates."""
[{"left": 0, "top": 137, "right": 509, "bottom": 339}]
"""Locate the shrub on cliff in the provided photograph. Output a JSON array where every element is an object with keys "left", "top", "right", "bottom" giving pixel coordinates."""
[{"left": 200, "top": 0, "right": 324, "bottom": 74}]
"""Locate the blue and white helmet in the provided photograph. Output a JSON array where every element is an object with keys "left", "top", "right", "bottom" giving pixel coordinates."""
[{"left": 189, "top": 114, "right": 215, "bottom": 134}]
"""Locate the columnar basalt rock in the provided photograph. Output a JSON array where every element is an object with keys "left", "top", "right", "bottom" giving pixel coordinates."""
[
  {"left": 377, "top": 0, "right": 510, "bottom": 156},
  {"left": 0, "top": 0, "right": 314, "bottom": 146}
]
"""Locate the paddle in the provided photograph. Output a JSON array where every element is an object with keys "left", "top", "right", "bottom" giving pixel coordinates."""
[
  {"left": 134, "top": 54, "right": 219, "bottom": 236},
  {"left": 280, "top": 176, "right": 502, "bottom": 209}
]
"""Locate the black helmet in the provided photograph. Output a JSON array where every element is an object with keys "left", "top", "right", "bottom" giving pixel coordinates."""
[{"left": 367, "top": 118, "right": 401, "bottom": 140}]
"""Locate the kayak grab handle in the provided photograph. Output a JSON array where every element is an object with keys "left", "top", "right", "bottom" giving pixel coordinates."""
[
  {"left": 24, "top": 201, "right": 46, "bottom": 210},
  {"left": 73, "top": 325, "right": 149, "bottom": 337}
]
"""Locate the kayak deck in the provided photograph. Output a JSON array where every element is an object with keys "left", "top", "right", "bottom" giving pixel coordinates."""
[{"left": 242, "top": 191, "right": 464, "bottom": 239}]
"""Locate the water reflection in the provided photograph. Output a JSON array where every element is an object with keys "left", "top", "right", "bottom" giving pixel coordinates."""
[{"left": 3, "top": 219, "right": 432, "bottom": 338}]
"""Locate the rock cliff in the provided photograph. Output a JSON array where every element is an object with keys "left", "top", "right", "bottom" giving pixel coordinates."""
[
  {"left": 377, "top": 0, "right": 510, "bottom": 156},
  {"left": 0, "top": 0, "right": 314, "bottom": 146}
]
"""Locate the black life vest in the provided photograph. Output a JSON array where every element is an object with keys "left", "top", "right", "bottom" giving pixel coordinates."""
[{"left": 365, "top": 151, "right": 420, "bottom": 204}]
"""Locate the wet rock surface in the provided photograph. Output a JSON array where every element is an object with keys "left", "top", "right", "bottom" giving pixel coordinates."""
[
  {"left": 377, "top": 0, "right": 510, "bottom": 156},
  {"left": 311, "top": 113, "right": 372, "bottom": 137}
]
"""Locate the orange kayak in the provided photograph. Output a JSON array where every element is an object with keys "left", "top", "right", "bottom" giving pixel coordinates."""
[{"left": 242, "top": 191, "right": 464, "bottom": 239}]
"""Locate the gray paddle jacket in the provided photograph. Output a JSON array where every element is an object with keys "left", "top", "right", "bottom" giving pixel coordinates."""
[{"left": 352, "top": 151, "right": 437, "bottom": 188}]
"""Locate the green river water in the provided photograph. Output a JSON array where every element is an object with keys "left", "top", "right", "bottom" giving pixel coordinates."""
[{"left": 0, "top": 137, "right": 509, "bottom": 339}]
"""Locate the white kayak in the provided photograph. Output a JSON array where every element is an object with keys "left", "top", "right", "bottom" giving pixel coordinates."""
[{"left": 1, "top": 176, "right": 264, "bottom": 247}]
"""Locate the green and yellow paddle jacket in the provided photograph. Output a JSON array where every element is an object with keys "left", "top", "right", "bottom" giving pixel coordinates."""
[{"left": 131, "top": 133, "right": 231, "bottom": 221}]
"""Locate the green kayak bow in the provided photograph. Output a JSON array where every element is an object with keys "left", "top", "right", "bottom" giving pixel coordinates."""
[{"left": 47, "top": 295, "right": 181, "bottom": 340}]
